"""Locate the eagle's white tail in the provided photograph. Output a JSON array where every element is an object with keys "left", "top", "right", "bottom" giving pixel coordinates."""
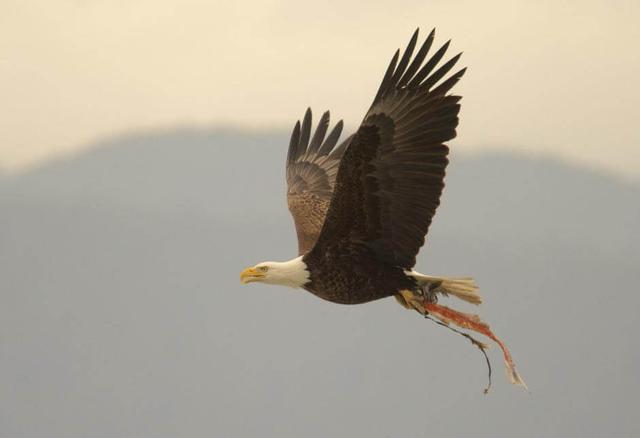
[{"left": 408, "top": 272, "right": 481, "bottom": 305}]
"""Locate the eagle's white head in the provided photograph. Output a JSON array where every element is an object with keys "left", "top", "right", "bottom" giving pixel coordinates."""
[{"left": 240, "top": 256, "right": 310, "bottom": 288}]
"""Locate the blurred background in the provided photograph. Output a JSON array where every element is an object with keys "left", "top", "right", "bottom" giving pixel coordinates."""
[{"left": 1, "top": 1, "right": 639, "bottom": 437}]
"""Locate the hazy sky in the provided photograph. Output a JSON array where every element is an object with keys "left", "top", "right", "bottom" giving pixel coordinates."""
[{"left": 2, "top": 0, "right": 639, "bottom": 178}]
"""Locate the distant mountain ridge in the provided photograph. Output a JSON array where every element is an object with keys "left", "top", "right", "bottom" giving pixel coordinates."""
[
  {"left": 2, "top": 128, "right": 638, "bottom": 252},
  {"left": 1, "top": 128, "right": 638, "bottom": 437}
]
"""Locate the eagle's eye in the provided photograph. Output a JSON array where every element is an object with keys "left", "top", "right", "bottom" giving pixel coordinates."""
[{"left": 259, "top": 266, "right": 269, "bottom": 272}]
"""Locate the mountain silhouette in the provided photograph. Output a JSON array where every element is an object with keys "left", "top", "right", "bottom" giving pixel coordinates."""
[{"left": 1, "top": 128, "right": 638, "bottom": 437}]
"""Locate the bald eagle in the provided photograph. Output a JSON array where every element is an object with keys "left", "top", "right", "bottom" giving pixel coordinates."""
[{"left": 241, "top": 29, "right": 525, "bottom": 390}]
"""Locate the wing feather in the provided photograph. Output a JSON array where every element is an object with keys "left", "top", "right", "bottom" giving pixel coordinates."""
[
  {"left": 307, "top": 111, "right": 330, "bottom": 155},
  {"left": 286, "top": 109, "right": 347, "bottom": 254},
  {"left": 310, "top": 28, "right": 465, "bottom": 268}
]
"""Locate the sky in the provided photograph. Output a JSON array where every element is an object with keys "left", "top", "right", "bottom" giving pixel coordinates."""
[{"left": 2, "top": 0, "right": 639, "bottom": 178}]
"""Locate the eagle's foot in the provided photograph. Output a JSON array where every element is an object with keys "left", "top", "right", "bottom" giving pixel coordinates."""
[{"left": 395, "top": 289, "right": 427, "bottom": 313}]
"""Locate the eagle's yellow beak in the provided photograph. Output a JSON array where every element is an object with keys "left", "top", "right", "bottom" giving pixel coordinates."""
[{"left": 240, "top": 267, "right": 265, "bottom": 284}]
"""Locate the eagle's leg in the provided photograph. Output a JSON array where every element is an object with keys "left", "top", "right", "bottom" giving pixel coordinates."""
[
  {"left": 393, "top": 293, "right": 410, "bottom": 309},
  {"left": 396, "top": 289, "right": 427, "bottom": 313}
]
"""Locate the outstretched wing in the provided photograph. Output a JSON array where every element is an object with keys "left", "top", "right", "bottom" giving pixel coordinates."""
[
  {"left": 311, "top": 29, "right": 465, "bottom": 269},
  {"left": 286, "top": 109, "right": 351, "bottom": 255}
]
